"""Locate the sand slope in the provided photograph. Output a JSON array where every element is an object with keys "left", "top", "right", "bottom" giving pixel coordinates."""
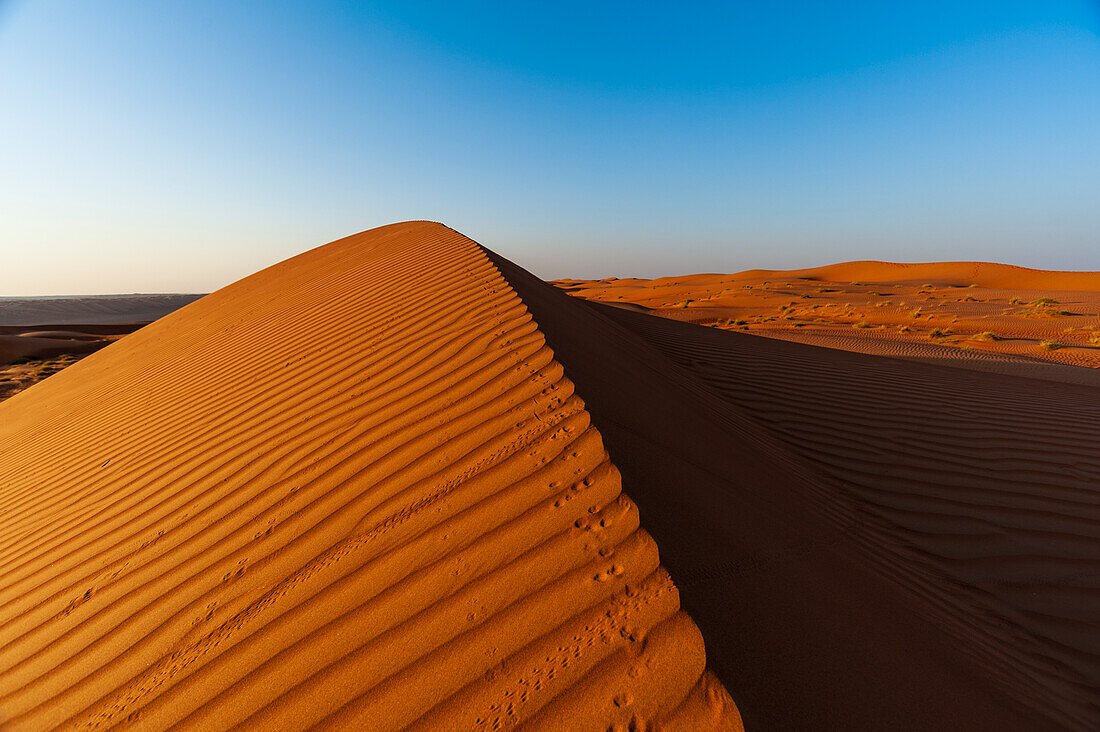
[
  {"left": 497, "top": 250, "right": 1096, "bottom": 730},
  {"left": 582, "top": 300, "right": 1100, "bottom": 730},
  {"left": 0, "top": 223, "right": 738, "bottom": 730},
  {"left": 1, "top": 324, "right": 141, "bottom": 375}
]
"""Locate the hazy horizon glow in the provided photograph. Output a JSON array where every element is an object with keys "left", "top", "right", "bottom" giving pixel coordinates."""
[{"left": 1, "top": 1, "right": 1099, "bottom": 295}]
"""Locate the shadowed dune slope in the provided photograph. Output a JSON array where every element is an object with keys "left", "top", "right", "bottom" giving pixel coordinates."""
[
  {"left": 487, "top": 250, "right": 1090, "bottom": 731},
  {"left": 587, "top": 300, "right": 1100, "bottom": 730},
  {"left": 0, "top": 222, "right": 739, "bottom": 731}
]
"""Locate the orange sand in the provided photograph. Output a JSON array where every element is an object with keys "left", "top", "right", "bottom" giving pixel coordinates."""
[
  {"left": 6, "top": 226, "right": 1097, "bottom": 730},
  {"left": 555, "top": 260, "right": 1100, "bottom": 382},
  {"left": 0, "top": 223, "right": 740, "bottom": 730},
  {"left": 0, "top": 325, "right": 146, "bottom": 401}
]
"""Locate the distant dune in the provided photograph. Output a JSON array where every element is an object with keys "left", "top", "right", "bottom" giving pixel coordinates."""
[
  {"left": 0, "top": 294, "right": 203, "bottom": 327},
  {"left": 559, "top": 260, "right": 1100, "bottom": 292},
  {"left": 555, "top": 261, "right": 1100, "bottom": 380},
  {"left": 0, "top": 223, "right": 738, "bottom": 730},
  {"left": 0, "top": 296, "right": 201, "bottom": 401},
  {"left": 740, "top": 260, "right": 1100, "bottom": 291}
]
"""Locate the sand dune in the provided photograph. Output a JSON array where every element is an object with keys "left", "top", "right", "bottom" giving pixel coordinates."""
[
  {"left": 6, "top": 221, "right": 1094, "bottom": 730},
  {"left": 583, "top": 301, "right": 1100, "bottom": 730},
  {"left": 0, "top": 325, "right": 139, "bottom": 365},
  {"left": 0, "top": 222, "right": 738, "bottom": 730},
  {"left": 0, "top": 299, "right": 198, "bottom": 402},
  {"left": 497, "top": 251, "right": 1099, "bottom": 730},
  {"left": 559, "top": 260, "right": 1100, "bottom": 292},
  {"left": 555, "top": 263, "right": 1100, "bottom": 375},
  {"left": 736, "top": 260, "right": 1100, "bottom": 291},
  {"left": 1, "top": 325, "right": 155, "bottom": 403},
  {"left": 0, "top": 295, "right": 202, "bottom": 327}
]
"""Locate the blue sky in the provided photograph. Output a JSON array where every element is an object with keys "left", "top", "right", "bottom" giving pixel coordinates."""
[{"left": 1, "top": 1, "right": 1098, "bottom": 294}]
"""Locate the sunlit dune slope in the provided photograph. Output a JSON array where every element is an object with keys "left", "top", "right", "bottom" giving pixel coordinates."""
[
  {"left": 493, "top": 249, "right": 1089, "bottom": 731},
  {"left": 0, "top": 222, "right": 739, "bottom": 730}
]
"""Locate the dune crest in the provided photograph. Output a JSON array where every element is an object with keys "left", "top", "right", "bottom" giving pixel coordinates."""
[{"left": 0, "top": 222, "right": 739, "bottom": 730}]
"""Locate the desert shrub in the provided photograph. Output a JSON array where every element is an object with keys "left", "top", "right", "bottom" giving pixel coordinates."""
[
  {"left": 929, "top": 328, "right": 948, "bottom": 339},
  {"left": 972, "top": 331, "right": 999, "bottom": 341},
  {"left": 1040, "top": 340, "right": 1064, "bottom": 350},
  {"left": 1031, "top": 298, "right": 1059, "bottom": 306},
  {"left": 853, "top": 321, "right": 871, "bottom": 329}
]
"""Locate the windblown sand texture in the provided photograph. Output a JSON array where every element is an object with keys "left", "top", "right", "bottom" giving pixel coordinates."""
[
  {"left": 555, "top": 261, "right": 1100, "bottom": 383},
  {"left": 0, "top": 223, "right": 739, "bottom": 730},
  {"left": 0, "top": 325, "right": 150, "bottom": 402},
  {"left": 0, "top": 296, "right": 200, "bottom": 401},
  {"left": 543, "top": 263, "right": 1100, "bottom": 729},
  {"left": 584, "top": 302, "right": 1100, "bottom": 730}
]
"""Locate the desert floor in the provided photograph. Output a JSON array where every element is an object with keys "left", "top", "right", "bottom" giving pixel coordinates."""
[{"left": 554, "top": 261, "right": 1100, "bottom": 387}]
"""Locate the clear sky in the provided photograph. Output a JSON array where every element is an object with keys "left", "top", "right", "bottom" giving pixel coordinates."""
[{"left": 1, "top": 1, "right": 1098, "bottom": 295}]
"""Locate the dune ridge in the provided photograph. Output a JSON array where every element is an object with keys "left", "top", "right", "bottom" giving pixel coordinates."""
[
  {"left": 491, "top": 248, "right": 1092, "bottom": 730},
  {"left": 0, "top": 223, "right": 739, "bottom": 730}
]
